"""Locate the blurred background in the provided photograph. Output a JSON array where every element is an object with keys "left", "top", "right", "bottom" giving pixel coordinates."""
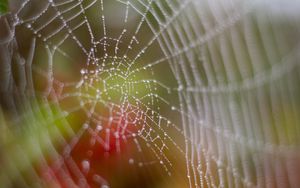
[{"left": 1, "top": 0, "right": 300, "bottom": 188}]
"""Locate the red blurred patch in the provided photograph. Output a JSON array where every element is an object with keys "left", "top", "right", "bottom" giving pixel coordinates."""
[{"left": 38, "top": 103, "right": 143, "bottom": 187}]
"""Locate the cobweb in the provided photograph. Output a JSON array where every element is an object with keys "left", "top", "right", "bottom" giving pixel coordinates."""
[{"left": 1, "top": 0, "right": 300, "bottom": 187}]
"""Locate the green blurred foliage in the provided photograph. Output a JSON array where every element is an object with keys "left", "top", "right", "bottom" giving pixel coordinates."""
[{"left": 0, "top": 0, "right": 8, "bottom": 15}]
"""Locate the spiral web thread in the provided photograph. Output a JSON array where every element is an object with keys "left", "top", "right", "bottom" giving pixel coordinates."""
[{"left": 1, "top": 0, "right": 300, "bottom": 187}]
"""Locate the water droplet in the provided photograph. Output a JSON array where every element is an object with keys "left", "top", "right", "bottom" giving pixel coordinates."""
[
  {"left": 178, "top": 85, "right": 183, "bottom": 91},
  {"left": 96, "top": 125, "right": 102, "bottom": 131},
  {"left": 81, "top": 160, "right": 90, "bottom": 173},
  {"left": 83, "top": 123, "right": 89, "bottom": 129},
  {"left": 80, "top": 69, "right": 86, "bottom": 74},
  {"left": 129, "top": 158, "right": 134, "bottom": 164}
]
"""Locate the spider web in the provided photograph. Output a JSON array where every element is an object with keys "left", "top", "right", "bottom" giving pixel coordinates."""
[{"left": 1, "top": 0, "right": 300, "bottom": 187}]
